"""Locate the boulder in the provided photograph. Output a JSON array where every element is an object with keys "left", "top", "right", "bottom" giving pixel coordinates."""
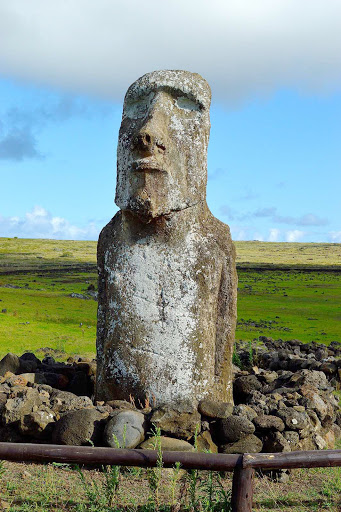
[
  {"left": 220, "top": 434, "right": 262, "bottom": 454},
  {"left": 150, "top": 401, "right": 201, "bottom": 440},
  {"left": 196, "top": 431, "right": 218, "bottom": 453},
  {"left": 233, "top": 404, "right": 257, "bottom": 422},
  {"left": 263, "top": 432, "right": 291, "bottom": 453},
  {"left": 253, "top": 414, "right": 285, "bottom": 432},
  {"left": 20, "top": 407, "right": 56, "bottom": 438},
  {"left": 104, "top": 410, "right": 145, "bottom": 448},
  {"left": 217, "top": 415, "right": 255, "bottom": 444},
  {"left": 0, "top": 353, "right": 20, "bottom": 377},
  {"left": 233, "top": 375, "right": 262, "bottom": 403},
  {"left": 276, "top": 407, "right": 311, "bottom": 431},
  {"left": 52, "top": 408, "right": 104, "bottom": 445},
  {"left": 49, "top": 390, "right": 93, "bottom": 417},
  {"left": 3, "top": 388, "right": 43, "bottom": 424},
  {"left": 139, "top": 436, "right": 194, "bottom": 452},
  {"left": 19, "top": 353, "right": 40, "bottom": 373},
  {"left": 198, "top": 399, "right": 233, "bottom": 419}
]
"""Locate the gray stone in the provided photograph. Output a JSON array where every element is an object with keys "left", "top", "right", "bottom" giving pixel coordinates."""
[
  {"left": 276, "top": 407, "right": 311, "bottom": 431},
  {"left": 139, "top": 436, "right": 194, "bottom": 452},
  {"left": 3, "top": 388, "right": 43, "bottom": 424},
  {"left": 150, "top": 401, "right": 201, "bottom": 440},
  {"left": 220, "top": 434, "right": 262, "bottom": 454},
  {"left": 104, "top": 410, "right": 145, "bottom": 448},
  {"left": 233, "top": 404, "right": 258, "bottom": 422},
  {"left": 283, "top": 431, "right": 300, "bottom": 450},
  {"left": 253, "top": 414, "right": 285, "bottom": 432},
  {"left": 218, "top": 415, "right": 255, "bottom": 444},
  {"left": 49, "top": 389, "right": 93, "bottom": 417},
  {"left": 0, "top": 353, "right": 20, "bottom": 377},
  {"left": 198, "top": 399, "right": 233, "bottom": 419},
  {"left": 20, "top": 407, "right": 56, "bottom": 437},
  {"left": 52, "top": 409, "right": 104, "bottom": 446},
  {"left": 96, "top": 70, "right": 237, "bottom": 406}
]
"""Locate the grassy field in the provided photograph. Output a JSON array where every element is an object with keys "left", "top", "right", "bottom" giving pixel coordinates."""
[
  {"left": 0, "top": 237, "right": 340, "bottom": 358},
  {"left": 1, "top": 459, "right": 341, "bottom": 511}
]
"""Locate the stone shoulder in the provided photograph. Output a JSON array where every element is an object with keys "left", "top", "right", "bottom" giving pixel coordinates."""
[{"left": 202, "top": 208, "right": 235, "bottom": 260}]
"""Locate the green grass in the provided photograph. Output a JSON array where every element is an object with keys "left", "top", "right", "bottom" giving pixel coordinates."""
[
  {"left": 0, "top": 271, "right": 98, "bottom": 358},
  {"left": 236, "top": 269, "right": 341, "bottom": 344},
  {"left": 0, "top": 238, "right": 340, "bottom": 359}
]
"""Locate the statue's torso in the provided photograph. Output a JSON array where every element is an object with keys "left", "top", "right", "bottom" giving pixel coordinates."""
[{"left": 96, "top": 206, "right": 235, "bottom": 404}]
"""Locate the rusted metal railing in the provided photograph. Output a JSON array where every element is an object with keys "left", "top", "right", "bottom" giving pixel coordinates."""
[{"left": 1, "top": 442, "right": 341, "bottom": 511}]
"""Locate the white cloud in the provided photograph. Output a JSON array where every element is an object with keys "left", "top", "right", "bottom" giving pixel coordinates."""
[
  {"left": 329, "top": 231, "right": 341, "bottom": 243},
  {"left": 268, "top": 228, "right": 280, "bottom": 242},
  {"left": 0, "top": 1, "right": 340, "bottom": 103},
  {"left": 286, "top": 230, "right": 305, "bottom": 242},
  {"left": 0, "top": 206, "right": 100, "bottom": 240}
]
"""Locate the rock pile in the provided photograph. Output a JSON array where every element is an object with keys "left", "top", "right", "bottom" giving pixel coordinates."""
[{"left": 0, "top": 340, "right": 340, "bottom": 462}]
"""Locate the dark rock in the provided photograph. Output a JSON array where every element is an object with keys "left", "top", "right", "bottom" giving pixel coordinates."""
[
  {"left": 198, "top": 399, "right": 233, "bottom": 419},
  {"left": 233, "top": 404, "right": 257, "bottom": 421},
  {"left": 105, "top": 400, "right": 135, "bottom": 410},
  {"left": 67, "top": 372, "right": 90, "bottom": 396},
  {"left": 263, "top": 432, "right": 291, "bottom": 453},
  {"left": 253, "top": 414, "right": 285, "bottom": 432},
  {"left": 217, "top": 415, "right": 255, "bottom": 443},
  {"left": 220, "top": 434, "right": 262, "bottom": 454},
  {"left": 283, "top": 431, "right": 300, "bottom": 450},
  {"left": 52, "top": 409, "right": 104, "bottom": 445},
  {"left": 276, "top": 407, "right": 311, "bottom": 431},
  {"left": 150, "top": 401, "right": 201, "bottom": 440},
  {"left": 0, "top": 353, "right": 20, "bottom": 377},
  {"left": 233, "top": 375, "right": 262, "bottom": 403},
  {"left": 49, "top": 389, "right": 93, "bottom": 417}
]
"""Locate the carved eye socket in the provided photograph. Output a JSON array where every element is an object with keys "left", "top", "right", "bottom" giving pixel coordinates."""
[
  {"left": 125, "top": 93, "right": 154, "bottom": 119},
  {"left": 176, "top": 97, "right": 201, "bottom": 112}
]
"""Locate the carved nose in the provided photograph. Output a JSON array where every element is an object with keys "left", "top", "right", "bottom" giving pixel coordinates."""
[{"left": 134, "top": 132, "right": 154, "bottom": 151}]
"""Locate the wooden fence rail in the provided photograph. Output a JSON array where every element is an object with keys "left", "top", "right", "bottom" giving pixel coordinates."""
[{"left": 1, "top": 442, "right": 341, "bottom": 511}]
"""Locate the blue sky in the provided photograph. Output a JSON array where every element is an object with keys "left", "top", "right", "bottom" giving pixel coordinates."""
[{"left": 0, "top": 0, "right": 340, "bottom": 243}]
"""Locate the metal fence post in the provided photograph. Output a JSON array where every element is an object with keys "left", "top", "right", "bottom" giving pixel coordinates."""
[{"left": 231, "top": 455, "right": 254, "bottom": 512}]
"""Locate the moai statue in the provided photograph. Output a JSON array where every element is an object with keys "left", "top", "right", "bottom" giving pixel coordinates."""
[{"left": 96, "top": 70, "right": 237, "bottom": 406}]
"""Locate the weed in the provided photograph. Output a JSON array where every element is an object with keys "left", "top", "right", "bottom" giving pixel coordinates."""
[
  {"left": 232, "top": 344, "right": 242, "bottom": 369},
  {"left": 146, "top": 426, "right": 164, "bottom": 510}
]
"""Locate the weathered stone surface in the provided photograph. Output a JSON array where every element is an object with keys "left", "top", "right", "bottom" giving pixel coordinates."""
[
  {"left": 217, "top": 415, "right": 255, "bottom": 444},
  {"left": 52, "top": 409, "right": 104, "bottom": 446},
  {"left": 105, "top": 400, "right": 135, "bottom": 410},
  {"left": 49, "top": 390, "right": 93, "bottom": 417},
  {"left": 150, "top": 402, "right": 201, "bottom": 440},
  {"left": 283, "top": 431, "right": 300, "bottom": 450},
  {"left": 96, "top": 70, "right": 237, "bottom": 406},
  {"left": 220, "top": 434, "right": 262, "bottom": 454},
  {"left": 196, "top": 431, "right": 218, "bottom": 453},
  {"left": 233, "top": 375, "right": 262, "bottom": 403},
  {"left": 139, "top": 436, "right": 194, "bottom": 452},
  {"left": 3, "top": 388, "right": 43, "bottom": 424},
  {"left": 0, "top": 353, "right": 20, "bottom": 377},
  {"left": 253, "top": 414, "right": 285, "bottom": 432},
  {"left": 198, "top": 399, "right": 233, "bottom": 419},
  {"left": 104, "top": 410, "right": 145, "bottom": 448},
  {"left": 276, "top": 407, "right": 310, "bottom": 431},
  {"left": 263, "top": 432, "right": 291, "bottom": 453},
  {"left": 20, "top": 407, "right": 55, "bottom": 437},
  {"left": 233, "top": 404, "right": 258, "bottom": 421}
]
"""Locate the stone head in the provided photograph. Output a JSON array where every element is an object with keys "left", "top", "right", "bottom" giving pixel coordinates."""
[{"left": 115, "top": 70, "right": 211, "bottom": 219}]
